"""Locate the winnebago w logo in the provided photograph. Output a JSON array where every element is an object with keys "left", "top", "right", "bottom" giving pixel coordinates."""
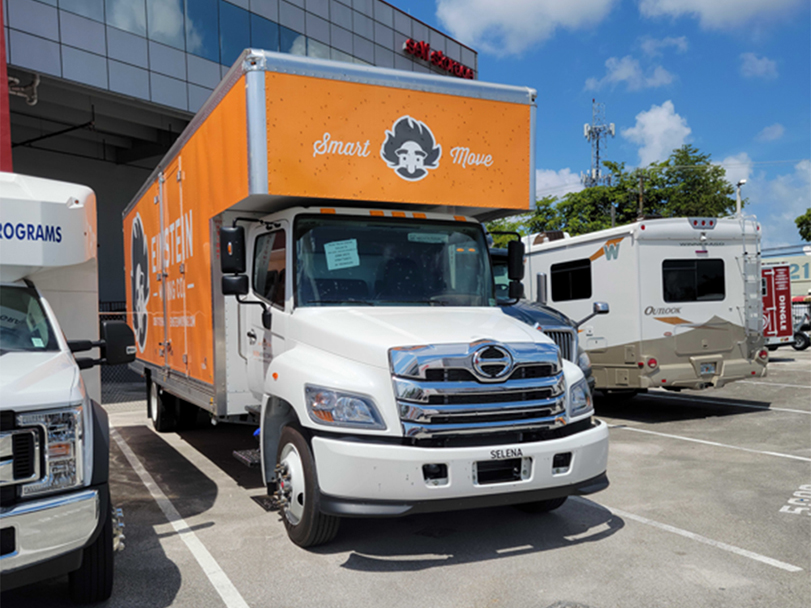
[
  {"left": 589, "top": 237, "right": 624, "bottom": 262},
  {"left": 380, "top": 116, "right": 441, "bottom": 182},
  {"left": 130, "top": 214, "right": 150, "bottom": 353}
]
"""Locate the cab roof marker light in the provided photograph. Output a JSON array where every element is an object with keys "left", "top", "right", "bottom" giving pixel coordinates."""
[
  {"left": 454, "top": 215, "right": 466, "bottom": 221},
  {"left": 391, "top": 211, "right": 406, "bottom": 218},
  {"left": 413, "top": 212, "right": 427, "bottom": 219},
  {"left": 320, "top": 208, "right": 336, "bottom": 214},
  {"left": 370, "top": 210, "right": 385, "bottom": 216}
]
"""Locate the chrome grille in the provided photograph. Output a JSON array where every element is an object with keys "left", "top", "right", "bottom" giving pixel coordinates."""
[
  {"left": 543, "top": 328, "right": 576, "bottom": 363},
  {"left": 390, "top": 340, "right": 566, "bottom": 440},
  {"left": 0, "top": 428, "right": 41, "bottom": 487}
]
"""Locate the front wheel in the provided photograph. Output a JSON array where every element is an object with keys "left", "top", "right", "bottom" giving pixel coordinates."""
[
  {"left": 792, "top": 332, "right": 810, "bottom": 351},
  {"left": 515, "top": 496, "right": 568, "bottom": 514},
  {"left": 69, "top": 494, "right": 114, "bottom": 603},
  {"left": 275, "top": 426, "right": 340, "bottom": 548},
  {"left": 148, "top": 378, "right": 177, "bottom": 433}
]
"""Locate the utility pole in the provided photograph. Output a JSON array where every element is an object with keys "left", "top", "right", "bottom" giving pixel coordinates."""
[
  {"left": 581, "top": 99, "right": 615, "bottom": 188},
  {"left": 638, "top": 173, "right": 645, "bottom": 218}
]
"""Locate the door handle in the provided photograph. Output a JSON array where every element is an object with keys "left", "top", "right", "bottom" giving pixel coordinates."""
[{"left": 247, "top": 330, "right": 257, "bottom": 344}]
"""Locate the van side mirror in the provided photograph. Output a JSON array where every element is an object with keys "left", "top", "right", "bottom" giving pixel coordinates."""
[
  {"left": 507, "top": 240, "right": 524, "bottom": 281},
  {"left": 220, "top": 226, "right": 246, "bottom": 274},
  {"left": 222, "top": 274, "right": 249, "bottom": 296},
  {"left": 73, "top": 321, "right": 136, "bottom": 369}
]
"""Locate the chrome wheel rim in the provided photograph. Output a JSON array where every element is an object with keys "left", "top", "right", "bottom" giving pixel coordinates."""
[{"left": 278, "top": 443, "right": 306, "bottom": 525}]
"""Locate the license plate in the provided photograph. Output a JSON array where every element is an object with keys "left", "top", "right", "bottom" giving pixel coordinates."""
[{"left": 700, "top": 362, "right": 716, "bottom": 375}]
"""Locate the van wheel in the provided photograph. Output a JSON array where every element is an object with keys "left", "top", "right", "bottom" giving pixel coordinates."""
[
  {"left": 275, "top": 426, "right": 340, "bottom": 548},
  {"left": 148, "top": 378, "right": 177, "bottom": 433},
  {"left": 69, "top": 492, "right": 114, "bottom": 603},
  {"left": 767, "top": 345, "right": 779, "bottom": 352},
  {"left": 515, "top": 496, "right": 568, "bottom": 513}
]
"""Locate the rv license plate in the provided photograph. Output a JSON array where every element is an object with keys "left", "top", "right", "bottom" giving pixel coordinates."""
[{"left": 700, "top": 363, "right": 716, "bottom": 375}]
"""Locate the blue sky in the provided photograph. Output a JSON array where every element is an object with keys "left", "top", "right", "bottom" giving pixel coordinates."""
[{"left": 399, "top": 0, "right": 810, "bottom": 249}]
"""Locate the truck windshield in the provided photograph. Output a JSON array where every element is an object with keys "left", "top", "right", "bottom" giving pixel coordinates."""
[
  {"left": 0, "top": 285, "right": 59, "bottom": 352},
  {"left": 294, "top": 215, "right": 495, "bottom": 307}
]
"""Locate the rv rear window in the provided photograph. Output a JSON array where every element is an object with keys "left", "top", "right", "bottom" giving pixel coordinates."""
[
  {"left": 550, "top": 259, "right": 592, "bottom": 302},
  {"left": 662, "top": 259, "right": 725, "bottom": 302}
]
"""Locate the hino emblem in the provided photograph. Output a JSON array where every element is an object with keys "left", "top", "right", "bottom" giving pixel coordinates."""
[{"left": 472, "top": 344, "right": 514, "bottom": 380}]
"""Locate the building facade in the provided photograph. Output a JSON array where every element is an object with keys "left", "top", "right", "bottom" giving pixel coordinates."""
[{"left": 2, "top": 0, "right": 477, "bottom": 301}]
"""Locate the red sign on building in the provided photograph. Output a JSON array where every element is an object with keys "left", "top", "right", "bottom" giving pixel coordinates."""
[{"left": 403, "top": 39, "right": 474, "bottom": 79}]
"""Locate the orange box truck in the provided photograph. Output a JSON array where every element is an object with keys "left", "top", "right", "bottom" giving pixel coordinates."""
[{"left": 123, "top": 50, "right": 609, "bottom": 547}]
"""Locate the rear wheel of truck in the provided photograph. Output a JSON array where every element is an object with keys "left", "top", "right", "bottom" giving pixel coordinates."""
[
  {"left": 276, "top": 426, "right": 340, "bottom": 548},
  {"left": 515, "top": 496, "right": 567, "bottom": 514},
  {"left": 69, "top": 492, "right": 114, "bottom": 603},
  {"left": 148, "top": 378, "right": 177, "bottom": 432}
]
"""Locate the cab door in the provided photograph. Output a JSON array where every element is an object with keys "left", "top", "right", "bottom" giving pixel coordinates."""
[{"left": 242, "top": 223, "right": 289, "bottom": 399}]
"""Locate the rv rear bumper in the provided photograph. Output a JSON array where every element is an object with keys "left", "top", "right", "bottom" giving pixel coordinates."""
[
  {"left": 312, "top": 419, "right": 609, "bottom": 516},
  {"left": 645, "top": 356, "right": 766, "bottom": 390}
]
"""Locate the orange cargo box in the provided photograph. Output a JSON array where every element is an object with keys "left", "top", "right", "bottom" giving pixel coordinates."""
[{"left": 122, "top": 49, "right": 536, "bottom": 397}]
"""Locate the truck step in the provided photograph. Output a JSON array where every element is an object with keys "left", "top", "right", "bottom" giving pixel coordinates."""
[
  {"left": 245, "top": 405, "right": 261, "bottom": 423},
  {"left": 233, "top": 448, "right": 261, "bottom": 468}
]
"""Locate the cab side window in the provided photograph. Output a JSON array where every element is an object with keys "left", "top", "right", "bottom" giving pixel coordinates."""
[{"left": 253, "top": 231, "right": 286, "bottom": 308}]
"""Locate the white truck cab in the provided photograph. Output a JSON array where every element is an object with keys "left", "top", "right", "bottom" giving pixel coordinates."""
[{"left": 0, "top": 173, "right": 134, "bottom": 602}]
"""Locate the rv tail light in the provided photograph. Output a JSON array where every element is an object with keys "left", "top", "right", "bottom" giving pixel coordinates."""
[
  {"left": 661, "top": 379, "right": 667, "bottom": 383},
  {"left": 640, "top": 224, "right": 645, "bottom": 230},
  {"left": 647, "top": 358, "right": 658, "bottom": 369},
  {"left": 758, "top": 349, "right": 768, "bottom": 360},
  {"left": 637, "top": 362, "right": 644, "bottom": 368}
]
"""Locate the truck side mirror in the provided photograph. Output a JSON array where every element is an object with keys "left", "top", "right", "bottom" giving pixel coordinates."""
[
  {"left": 575, "top": 301, "right": 610, "bottom": 328},
  {"left": 101, "top": 321, "right": 136, "bottom": 366},
  {"left": 222, "top": 274, "right": 249, "bottom": 296},
  {"left": 507, "top": 240, "right": 524, "bottom": 281},
  {"left": 220, "top": 226, "right": 246, "bottom": 274}
]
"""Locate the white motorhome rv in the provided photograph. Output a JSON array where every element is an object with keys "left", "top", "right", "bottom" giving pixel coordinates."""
[
  {"left": 0, "top": 173, "right": 133, "bottom": 602},
  {"left": 123, "top": 50, "right": 609, "bottom": 548},
  {"left": 522, "top": 217, "right": 767, "bottom": 395}
]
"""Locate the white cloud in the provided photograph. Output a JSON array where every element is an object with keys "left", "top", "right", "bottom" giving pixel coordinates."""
[
  {"left": 535, "top": 168, "right": 584, "bottom": 198},
  {"left": 621, "top": 101, "right": 691, "bottom": 165},
  {"left": 756, "top": 123, "right": 785, "bottom": 142},
  {"left": 585, "top": 56, "right": 675, "bottom": 91},
  {"left": 640, "top": 35, "right": 689, "bottom": 56},
  {"left": 435, "top": 0, "right": 616, "bottom": 56},
  {"left": 639, "top": 0, "right": 803, "bottom": 29},
  {"left": 718, "top": 152, "right": 754, "bottom": 188},
  {"left": 740, "top": 53, "right": 778, "bottom": 79},
  {"left": 746, "top": 160, "right": 811, "bottom": 247}
]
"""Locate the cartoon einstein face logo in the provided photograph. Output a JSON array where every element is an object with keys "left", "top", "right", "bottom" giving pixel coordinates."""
[
  {"left": 380, "top": 116, "right": 441, "bottom": 182},
  {"left": 130, "top": 213, "right": 150, "bottom": 353}
]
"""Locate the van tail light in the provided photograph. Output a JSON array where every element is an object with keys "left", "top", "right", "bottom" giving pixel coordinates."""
[{"left": 647, "top": 357, "right": 658, "bottom": 369}]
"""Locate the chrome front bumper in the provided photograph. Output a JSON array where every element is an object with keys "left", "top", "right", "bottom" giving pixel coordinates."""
[{"left": 0, "top": 489, "right": 99, "bottom": 573}]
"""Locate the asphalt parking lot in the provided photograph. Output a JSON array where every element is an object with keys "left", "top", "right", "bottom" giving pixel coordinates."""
[{"left": 4, "top": 349, "right": 810, "bottom": 608}]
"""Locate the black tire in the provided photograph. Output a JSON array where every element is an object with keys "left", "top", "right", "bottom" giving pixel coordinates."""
[
  {"left": 275, "top": 426, "right": 340, "bottom": 548},
  {"left": 767, "top": 345, "right": 779, "bottom": 352},
  {"left": 69, "top": 494, "right": 114, "bottom": 603},
  {"left": 148, "top": 378, "right": 177, "bottom": 433},
  {"left": 176, "top": 399, "right": 199, "bottom": 430},
  {"left": 599, "top": 389, "right": 640, "bottom": 402},
  {"left": 792, "top": 332, "right": 811, "bottom": 351},
  {"left": 514, "top": 496, "right": 568, "bottom": 514}
]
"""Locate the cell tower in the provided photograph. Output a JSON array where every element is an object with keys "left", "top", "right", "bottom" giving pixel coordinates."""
[{"left": 581, "top": 99, "right": 615, "bottom": 188}]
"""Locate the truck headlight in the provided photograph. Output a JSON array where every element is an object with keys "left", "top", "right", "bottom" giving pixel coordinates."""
[
  {"left": 577, "top": 351, "right": 592, "bottom": 376},
  {"left": 569, "top": 378, "right": 593, "bottom": 417},
  {"left": 305, "top": 386, "right": 386, "bottom": 430},
  {"left": 17, "top": 405, "right": 84, "bottom": 497}
]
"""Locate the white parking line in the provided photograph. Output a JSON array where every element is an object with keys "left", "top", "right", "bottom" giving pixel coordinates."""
[
  {"left": 645, "top": 392, "right": 811, "bottom": 415},
  {"left": 738, "top": 380, "right": 811, "bottom": 389},
  {"left": 572, "top": 497, "right": 803, "bottom": 573},
  {"left": 111, "top": 428, "right": 251, "bottom": 608},
  {"left": 609, "top": 425, "right": 811, "bottom": 462}
]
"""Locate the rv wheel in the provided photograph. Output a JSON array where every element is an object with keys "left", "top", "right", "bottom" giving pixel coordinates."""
[
  {"left": 792, "top": 332, "right": 810, "bottom": 351},
  {"left": 148, "top": 378, "right": 177, "bottom": 433},
  {"left": 515, "top": 496, "right": 568, "bottom": 513},
  {"left": 275, "top": 426, "right": 340, "bottom": 548}
]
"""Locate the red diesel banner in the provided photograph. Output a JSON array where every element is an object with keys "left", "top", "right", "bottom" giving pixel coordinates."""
[{"left": 762, "top": 265, "right": 792, "bottom": 339}]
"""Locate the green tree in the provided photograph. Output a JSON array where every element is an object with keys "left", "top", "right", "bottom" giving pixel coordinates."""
[
  {"left": 797, "top": 208, "right": 811, "bottom": 242},
  {"left": 486, "top": 196, "right": 562, "bottom": 247}
]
